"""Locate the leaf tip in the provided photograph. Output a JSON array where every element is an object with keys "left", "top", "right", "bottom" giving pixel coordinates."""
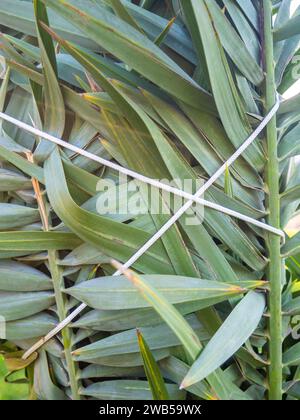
[
  {"left": 111, "top": 259, "right": 138, "bottom": 285},
  {"left": 179, "top": 381, "right": 187, "bottom": 390}
]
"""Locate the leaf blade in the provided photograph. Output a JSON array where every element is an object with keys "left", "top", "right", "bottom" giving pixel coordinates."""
[
  {"left": 137, "top": 329, "right": 170, "bottom": 400},
  {"left": 181, "top": 292, "right": 266, "bottom": 388}
]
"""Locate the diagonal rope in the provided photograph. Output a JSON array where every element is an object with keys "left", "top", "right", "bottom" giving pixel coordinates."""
[
  {"left": 0, "top": 93, "right": 281, "bottom": 359},
  {"left": 0, "top": 96, "right": 283, "bottom": 239}
]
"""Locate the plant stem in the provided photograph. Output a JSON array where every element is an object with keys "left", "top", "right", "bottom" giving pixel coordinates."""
[
  {"left": 27, "top": 152, "right": 81, "bottom": 400},
  {"left": 263, "top": 0, "right": 283, "bottom": 401},
  {"left": 48, "top": 250, "right": 81, "bottom": 400}
]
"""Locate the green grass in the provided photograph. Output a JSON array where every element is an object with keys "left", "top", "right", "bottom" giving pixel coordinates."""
[{"left": 0, "top": 356, "right": 29, "bottom": 400}]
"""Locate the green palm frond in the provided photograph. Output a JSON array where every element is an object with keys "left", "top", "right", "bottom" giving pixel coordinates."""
[{"left": 0, "top": 0, "right": 299, "bottom": 401}]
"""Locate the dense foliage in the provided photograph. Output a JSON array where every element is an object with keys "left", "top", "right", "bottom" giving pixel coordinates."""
[{"left": 0, "top": 0, "right": 299, "bottom": 400}]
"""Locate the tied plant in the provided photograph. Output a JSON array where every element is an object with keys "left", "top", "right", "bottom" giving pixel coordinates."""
[{"left": 0, "top": 0, "right": 299, "bottom": 401}]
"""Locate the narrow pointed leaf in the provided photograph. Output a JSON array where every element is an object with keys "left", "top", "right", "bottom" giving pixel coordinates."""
[
  {"left": 137, "top": 329, "right": 170, "bottom": 400},
  {"left": 0, "top": 260, "right": 52, "bottom": 292},
  {"left": 281, "top": 232, "right": 300, "bottom": 257},
  {"left": 0, "top": 232, "right": 82, "bottom": 251},
  {"left": 44, "top": 149, "right": 174, "bottom": 274},
  {"left": 106, "top": 0, "right": 143, "bottom": 33},
  {"left": 0, "top": 291, "right": 55, "bottom": 321},
  {"left": 80, "top": 380, "right": 184, "bottom": 400},
  {"left": 204, "top": 0, "right": 264, "bottom": 86},
  {"left": 33, "top": 0, "right": 65, "bottom": 161},
  {"left": 181, "top": 292, "right": 265, "bottom": 388},
  {"left": 65, "top": 275, "right": 262, "bottom": 310},
  {"left": 283, "top": 342, "right": 300, "bottom": 367},
  {"left": 180, "top": 0, "right": 264, "bottom": 170},
  {"left": 274, "top": 15, "right": 300, "bottom": 41},
  {"left": 42, "top": 0, "right": 216, "bottom": 112}
]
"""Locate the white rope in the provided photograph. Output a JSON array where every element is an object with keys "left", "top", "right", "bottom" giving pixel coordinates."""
[
  {"left": 0, "top": 97, "right": 283, "bottom": 239},
  {"left": 0, "top": 94, "right": 281, "bottom": 359}
]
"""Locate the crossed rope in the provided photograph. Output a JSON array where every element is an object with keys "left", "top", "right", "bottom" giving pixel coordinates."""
[{"left": 0, "top": 92, "right": 283, "bottom": 360}]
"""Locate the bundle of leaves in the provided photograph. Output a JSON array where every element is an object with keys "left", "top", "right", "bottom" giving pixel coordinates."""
[{"left": 0, "top": 0, "right": 299, "bottom": 400}]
